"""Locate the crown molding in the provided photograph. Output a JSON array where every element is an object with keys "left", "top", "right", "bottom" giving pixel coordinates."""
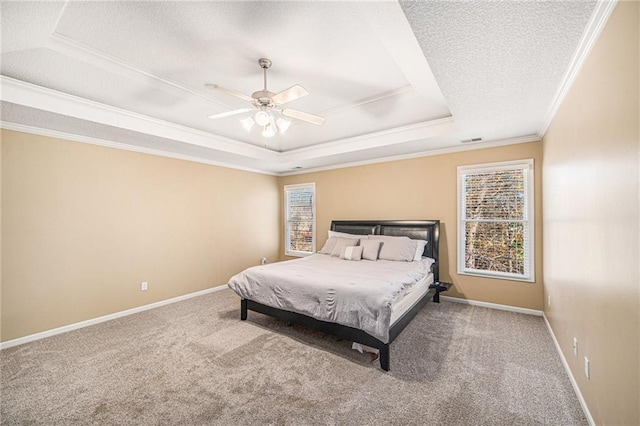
[
  {"left": 0, "top": 116, "right": 455, "bottom": 174},
  {"left": 2, "top": 117, "right": 539, "bottom": 177},
  {"left": 0, "top": 76, "right": 278, "bottom": 161},
  {"left": 280, "top": 134, "right": 540, "bottom": 176},
  {"left": 0, "top": 122, "right": 278, "bottom": 175},
  {"left": 278, "top": 116, "right": 456, "bottom": 164},
  {"left": 538, "top": 0, "right": 617, "bottom": 138}
]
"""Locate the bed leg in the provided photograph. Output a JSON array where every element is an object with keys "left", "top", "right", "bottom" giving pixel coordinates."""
[
  {"left": 433, "top": 291, "right": 440, "bottom": 303},
  {"left": 241, "top": 299, "right": 247, "bottom": 320},
  {"left": 380, "top": 344, "right": 390, "bottom": 371}
]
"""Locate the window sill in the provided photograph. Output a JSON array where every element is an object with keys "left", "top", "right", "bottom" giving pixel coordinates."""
[
  {"left": 458, "top": 270, "right": 535, "bottom": 283},
  {"left": 285, "top": 251, "right": 314, "bottom": 258}
]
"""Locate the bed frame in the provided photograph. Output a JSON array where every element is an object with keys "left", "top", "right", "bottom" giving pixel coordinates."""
[{"left": 240, "top": 219, "right": 447, "bottom": 371}]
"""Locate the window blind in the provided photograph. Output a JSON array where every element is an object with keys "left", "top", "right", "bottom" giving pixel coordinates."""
[
  {"left": 458, "top": 160, "right": 534, "bottom": 281},
  {"left": 285, "top": 183, "right": 315, "bottom": 256}
]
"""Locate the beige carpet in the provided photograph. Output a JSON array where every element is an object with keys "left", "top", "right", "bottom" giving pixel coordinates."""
[{"left": 1, "top": 289, "right": 587, "bottom": 425}]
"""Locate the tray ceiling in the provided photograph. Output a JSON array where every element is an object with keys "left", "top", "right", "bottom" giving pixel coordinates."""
[{"left": 1, "top": 1, "right": 603, "bottom": 174}]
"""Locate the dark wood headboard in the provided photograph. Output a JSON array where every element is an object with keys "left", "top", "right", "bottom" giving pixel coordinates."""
[{"left": 330, "top": 220, "right": 440, "bottom": 282}]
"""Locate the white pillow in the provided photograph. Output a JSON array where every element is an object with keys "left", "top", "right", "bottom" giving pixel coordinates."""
[
  {"left": 368, "top": 235, "right": 417, "bottom": 262},
  {"left": 328, "top": 230, "right": 366, "bottom": 240},
  {"left": 360, "top": 239, "right": 382, "bottom": 261},
  {"left": 422, "top": 257, "right": 436, "bottom": 271},
  {"left": 413, "top": 240, "right": 428, "bottom": 261},
  {"left": 340, "top": 246, "right": 363, "bottom": 261},
  {"left": 331, "top": 237, "right": 360, "bottom": 257}
]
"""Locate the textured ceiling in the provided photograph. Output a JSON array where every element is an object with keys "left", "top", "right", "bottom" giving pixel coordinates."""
[
  {"left": 0, "top": 1, "right": 602, "bottom": 174},
  {"left": 400, "top": 0, "right": 596, "bottom": 140}
]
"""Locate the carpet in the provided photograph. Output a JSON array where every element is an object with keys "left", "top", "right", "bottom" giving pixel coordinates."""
[{"left": 1, "top": 289, "right": 587, "bottom": 425}]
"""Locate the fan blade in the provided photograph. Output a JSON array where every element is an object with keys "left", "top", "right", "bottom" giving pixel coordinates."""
[
  {"left": 207, "top": 108, "right": 253, "bottom": 120},
  {"left": 282, "top": 108, "right": 325, "bottom": 125},
  {"left": 205, "top": 84, "right": 254, "bottom": 102},
  {"left": 271, "top": 85, "right": 309, "bottom": 105}
]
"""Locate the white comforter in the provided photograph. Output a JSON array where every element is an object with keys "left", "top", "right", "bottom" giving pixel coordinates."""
[{"left": 227, "top": 254, "right": 433, "bottom": 343}]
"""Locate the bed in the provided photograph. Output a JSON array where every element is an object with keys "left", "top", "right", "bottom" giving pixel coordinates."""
[{"left": 228, "top": 220, "right": 449, "bottom": 371}]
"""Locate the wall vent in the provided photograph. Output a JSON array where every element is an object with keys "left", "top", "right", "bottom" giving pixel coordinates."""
[{"left": 462, "top": 137, "right": 483, "bottom": 143}]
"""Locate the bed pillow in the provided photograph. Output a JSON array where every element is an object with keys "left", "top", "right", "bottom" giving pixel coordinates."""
[
  {"left": 340, "top": 246, "right": 363, "bottom": 261},
  {"left": 413, "top": 240, "right": 428, "bottom": 261},
  {"left": 328, "top": 230, "right": 366, "bottom": 240},
  {"left": 331, "top": 237, "right": 360, "bottom": 257},
  {"left": 368, "top": 235, "right": 417, "bottom": 262},
  {"left": 319, "top": 236, "right": 339, "bottom": 255},
  {"left": 319, "top": 235, "right": 359, "bottom": 255},
  {"left": 360, "top": 239, "right": 382, "bottom": 261},
  {"left": 423, "top": 257, "right": 436, "bottom": 271}
]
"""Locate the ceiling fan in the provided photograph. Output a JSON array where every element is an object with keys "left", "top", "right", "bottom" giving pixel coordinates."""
[{"left": 206, "top": 58, "right": 325, "bottom": 138}]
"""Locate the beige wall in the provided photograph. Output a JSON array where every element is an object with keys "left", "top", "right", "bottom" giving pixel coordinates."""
[
  {"left": 542, "top": 2, "right": 639, "bottom": 425},
  {"left": 1, "top": 129, "right": 280, "bottom": 342},
  {"left": 280, "top": 141, "right": 544, "bottom": 310}
]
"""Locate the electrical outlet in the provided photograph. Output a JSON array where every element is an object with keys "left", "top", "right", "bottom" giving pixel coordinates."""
[
  {"left": 548, "top": 295, "right": 551, "bottom": 307},
  {"left": 141, "top": 281, "right": 148, "bottom": 291},
  {"left": 573, "top": 338, "right": 578, "bottom": 356},
  {"left": 261, "top": 257, "right": 267, "bottom": 265},
  {"left": 584, "top": 357, "right": 590, "bottom": 379}
]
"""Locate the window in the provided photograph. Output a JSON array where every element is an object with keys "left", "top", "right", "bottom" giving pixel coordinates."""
[
  {"left": 458, "top": 159, "right": 534, "bottom": 282},
  {"left": 284, "top": 183, "right": 315, "bottom": 257}
]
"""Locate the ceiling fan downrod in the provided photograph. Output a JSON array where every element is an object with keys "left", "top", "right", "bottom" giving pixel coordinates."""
[{"left": 253, "top": 58, "right": 274, "bottom": 105}]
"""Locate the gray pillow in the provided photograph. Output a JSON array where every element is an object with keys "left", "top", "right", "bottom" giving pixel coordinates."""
[
  {"left": 319, "top": 236, "right": 339, "bottom": 255},
  {"left": 360, "top": 239, "right": 382, "bottom": 261},
  {"left": 331, "top": 237, "right": 360, "bottom": 257},
  {"left": 368, "top": 235, "right": 417, "bottom": 262}
]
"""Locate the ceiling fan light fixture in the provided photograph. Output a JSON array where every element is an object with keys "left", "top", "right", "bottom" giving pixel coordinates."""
[
  {"left": 268, "top": 114, "right": 277, "bottom": 129},
  {"left": 276, "top": 117, "right": 291, "bottom": 133},
  {"left": 255, "top": 110, "right": 270, "bottom": 127}
]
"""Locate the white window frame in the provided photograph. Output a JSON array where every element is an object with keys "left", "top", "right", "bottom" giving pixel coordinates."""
[
  {"left": 284, "top": 182, "right": 316, "bottom": 257},
  {"left": 457, "top": 159, "right": 534, "bottom": 282}
]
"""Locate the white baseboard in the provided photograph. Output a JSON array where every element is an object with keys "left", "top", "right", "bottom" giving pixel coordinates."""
[
  {"left": 542, "top": 313, "right": 595, "bottom": 426},
  {"left": 439, "top": 295, "right": 543, "bottom": 316},
  {"left": 0, "top": 284, "right": 230, "bottom": 350}
]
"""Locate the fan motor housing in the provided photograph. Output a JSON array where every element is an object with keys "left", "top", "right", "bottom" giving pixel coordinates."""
[{"left": 252, "top": 90, "right": 276, "bottom": 105}]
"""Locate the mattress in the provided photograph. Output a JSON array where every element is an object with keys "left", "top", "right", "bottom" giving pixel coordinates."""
[{"left": 390, "top": 272, "right": 434, "bottom": 324}]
